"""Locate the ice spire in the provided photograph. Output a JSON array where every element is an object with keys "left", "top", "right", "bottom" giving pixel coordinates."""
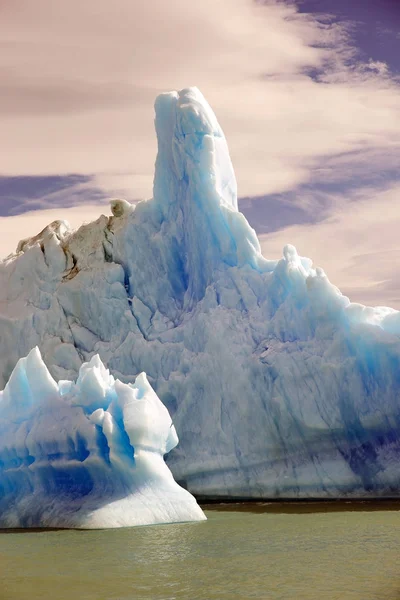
[{"left": 152, "top": 87, "right": 268, "bottom": 305}]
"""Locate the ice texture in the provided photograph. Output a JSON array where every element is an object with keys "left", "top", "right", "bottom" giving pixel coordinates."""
[
  {"left": 1, "top": 88, "right": 400, "bottom": 499},
  {"left": 0, "top": 347, "right": 205, "bottom": 528}
]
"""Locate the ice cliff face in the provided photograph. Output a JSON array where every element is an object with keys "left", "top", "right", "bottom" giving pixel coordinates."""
[
  {"left": 0, "top": 347, "right": 205, "bottom": 528},
  {"left": 1, "top": 87, "right": 400, "bottom": 499}
]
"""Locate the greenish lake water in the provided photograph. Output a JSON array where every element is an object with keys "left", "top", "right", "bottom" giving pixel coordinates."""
[{"left": 1, "top": 503, "right": 400, "bottom": 600}]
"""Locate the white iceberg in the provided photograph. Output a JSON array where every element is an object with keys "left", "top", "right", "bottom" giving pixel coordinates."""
[
  {"left": 0, "top": 347, "right": 206, "bottom": 528},
  {"left": 1, "top": 88, "right": 400, "bottom": 499}
]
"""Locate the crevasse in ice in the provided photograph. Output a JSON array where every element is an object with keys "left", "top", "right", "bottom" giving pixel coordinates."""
[
  {"left": 0, "top": 347, "right": 205, "bottom": 528},
  {"left": 1, "top": 87, "right": 400, "bottom": 499}
]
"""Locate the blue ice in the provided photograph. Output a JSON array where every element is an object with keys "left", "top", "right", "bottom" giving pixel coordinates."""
[
  {"left": 0, "top": 347, "right": 205, "bottom": 528},
  {"left": 1, "top": 88, "right": 400, "bottom": 500}
]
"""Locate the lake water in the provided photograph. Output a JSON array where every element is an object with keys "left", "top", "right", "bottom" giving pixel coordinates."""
[{"left": 1, "top": 502, "right": 400, "bottom": 600}]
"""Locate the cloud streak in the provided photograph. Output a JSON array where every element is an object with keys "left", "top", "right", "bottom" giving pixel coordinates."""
[{"left": 0, "top": 175, "right": 109, "bottom": 217}]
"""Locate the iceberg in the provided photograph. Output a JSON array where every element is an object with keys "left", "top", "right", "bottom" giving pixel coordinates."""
[
  {"left": 1, "top": 87, "right": 400, "bottom": 499},
  {"left": 0, "top": 347, "right": 205, "bottom": 528}
]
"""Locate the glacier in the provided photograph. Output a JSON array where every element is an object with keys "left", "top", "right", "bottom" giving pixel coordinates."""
[
  {"left": 1, "top": 87, "right": 400, "bottom": 500},
  {"left": 0, "top": 347, "right": 205, "bottom": 528}
]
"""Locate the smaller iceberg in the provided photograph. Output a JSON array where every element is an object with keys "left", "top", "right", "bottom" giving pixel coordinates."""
[{"left": 0, "top": 348, "right": 205, "bottom": 528}]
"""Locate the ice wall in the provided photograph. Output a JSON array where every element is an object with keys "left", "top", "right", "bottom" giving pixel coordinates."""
[
  {"left": 0, "top": 348, "right": 205, "bottom": 528},
  {"left": 1, "top": 88, "right": 400, "bottom": 499}
]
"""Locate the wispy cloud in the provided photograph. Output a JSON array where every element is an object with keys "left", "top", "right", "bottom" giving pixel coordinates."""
[
  {"left": 1, "top": 0, "right": 399, "bottom": 196},
  {"left": 0, "top": 175, "right": 107, "bottom": 217}
]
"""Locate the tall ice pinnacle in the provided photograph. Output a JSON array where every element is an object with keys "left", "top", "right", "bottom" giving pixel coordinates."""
[
  {"left": 151, "top": 87, "right": 268, "bottom": 305},
  {"left": 154, "top": 87, "right": 238, "bottom": 211}
]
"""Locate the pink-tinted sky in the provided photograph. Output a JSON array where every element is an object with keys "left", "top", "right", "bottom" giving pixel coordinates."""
[{"left": 1, "top": 0, "right": 400, "bottom": 307}]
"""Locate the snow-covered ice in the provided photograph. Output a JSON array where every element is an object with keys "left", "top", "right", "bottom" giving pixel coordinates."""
[
  {"left": 1, "top": 87, "right": 400, "bottom": 499},
  {"left": 0, "top": 347, "right": 205, "bottom": 528}
]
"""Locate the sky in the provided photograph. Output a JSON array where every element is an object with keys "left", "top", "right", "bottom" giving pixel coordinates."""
[{"left": 1, "top": 0, "right": 400, "bottom": 307}]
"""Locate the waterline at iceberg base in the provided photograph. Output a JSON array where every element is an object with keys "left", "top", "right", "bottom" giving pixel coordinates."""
[
  {"left": 1, "top": 87, "right": 400, "bottom": 500},
  {"left": 0, "top": 348, "right": 205, "bottom": 528}
]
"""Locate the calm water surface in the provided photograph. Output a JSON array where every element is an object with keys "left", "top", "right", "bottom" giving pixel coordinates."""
[{"left": 1, "top": 503, "right": 400, "bottom": 600}]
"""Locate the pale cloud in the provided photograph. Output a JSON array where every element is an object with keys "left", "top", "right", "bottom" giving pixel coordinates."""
[
  {"left": 364, "top": 59, "right": 390, "bottom": 77},
  {"left": 259, "top": 183, "right": 400, "bottom": 309},
  {"left": 0, "top": 0, "right": 323, "bottom": 194},
  {"left": 1, "top": 0, "right": 399, "bottom": 199}
]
